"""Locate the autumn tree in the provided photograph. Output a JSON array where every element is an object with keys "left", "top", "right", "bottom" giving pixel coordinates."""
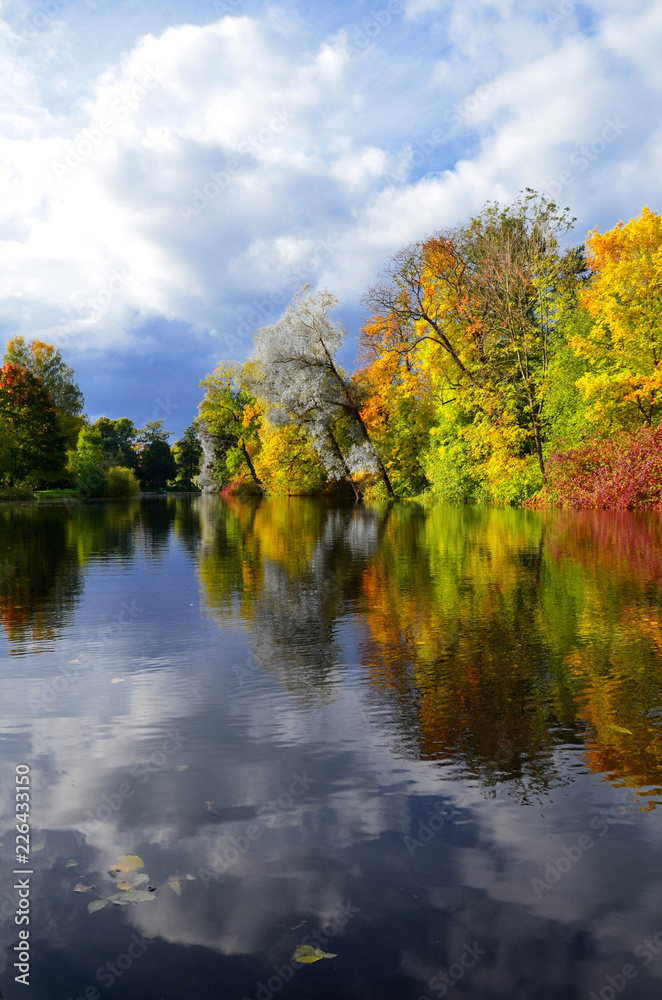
[
  {"left": 571, "top": 206, "right": 662, "bottom": 430},
  {"left": 0, "top": 364, "right": 67, "bottom": 486},
  {"left": 3, "top": 338, "right": 85, "bottom": 448},
  {"left": 253, "top": 422, "right": 327, "bottom": 496},
  {"left": 249, "top": 286, "right": 394, "bottom": 498},
  {"left": 364, "top": 191, "right": 578, "bottom": 480},
  {"left": 198, "top": 362, "right": 263, "bottom": 485},
  {"left": 355, "top": 311, "right": 436, "bottom": 495}
]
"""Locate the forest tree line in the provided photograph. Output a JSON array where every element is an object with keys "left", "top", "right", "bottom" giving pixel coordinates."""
[
  {"left": 2, "top": 190, "right": 660, "bottom": 507},
  {"left": 0, "top": 337, "right": 201, "bottom": 497},
  {"left": 198, "top": 192, "right": 662, "bottom": 508}
]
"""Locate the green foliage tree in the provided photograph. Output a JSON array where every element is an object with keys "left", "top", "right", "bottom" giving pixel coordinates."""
[
  {"left": 93, "top": 417, "right": 140, "bottom": 471},
  {"left": 68, "top": 426, "right": 107, "bottom": 497},
  {"left": 139, "top": 441, "right": 176, "bottom": 489},
  {"left": 0, "top": 363, "right": 67, "bottom": 486},
  {"left": 198, "top": 363, "right": 263, "bottom": 485},
  {"left": 106, "top": 466, "right": 140, "bottom": 497},
  {"left": 173, "top": 424, "right": 203, "bottom": 490}
]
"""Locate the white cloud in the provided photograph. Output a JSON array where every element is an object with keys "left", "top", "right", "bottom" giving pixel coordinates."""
[{"left": 0, "top": 0, "right": 660, "bottom": 424}]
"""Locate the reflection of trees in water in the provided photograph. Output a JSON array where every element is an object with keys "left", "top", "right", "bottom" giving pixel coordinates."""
[
  {"left": 356, "top": 505, "right": 566, "bottom": 801},
  {"left": 543, "top": 510, "right": 662, "bottom": 798},
  {"left": 142, "top": 497, "right": 178, "bottom": 557},
  {"left": 0, "top": 506, "right": 81, "bottom": 652},
  {"left": 358, "top": 505, "right": 662, "bottom": 801},
  {"left": 197, "top": 496, "right": 662, "bottom": 798},
  {"left": 0, "top": 501, "right": 145, "bottom": 653},
  {"left": 198, "top": 499, "right": 386, "bottom": 706},
  {"left": 171, "top": 495, "right": 203, "bottom": 556}
]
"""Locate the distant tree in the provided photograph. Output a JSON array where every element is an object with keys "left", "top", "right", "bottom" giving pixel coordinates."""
[
  {"left": 106, "top": 466, "right": 140, "bottom": 497},
  {"left": 138, "top": 419, "right": 172, "bottom": 445},
  {"left": 137, "top": 421, "right": 176, "bottom": 489},
  {"left": 3, "top": 337, "right": 85, "bottom": 449},
  {"left": 0, "top": 363, "right": 67, "bottom": 486},
  {"left": 94, "top": 417, "right": 139, "bottom": 471},
  {"left": 174, "top": 424, "right": 203, "bottom": 490},
  {"left": 139, "top": 441, "right": 176, "bottom": 489},
  {"left": 67, "top": 426, "right": 107, "bottom": 497}
]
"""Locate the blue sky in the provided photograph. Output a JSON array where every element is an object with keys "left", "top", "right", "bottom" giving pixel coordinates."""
[{"left": 1, "top": 0, "right": 661, "bottom": 438}]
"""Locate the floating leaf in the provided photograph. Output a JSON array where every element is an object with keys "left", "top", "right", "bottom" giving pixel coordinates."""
[
  {"left": 74, "top": 884, "right": 94, "bottom": 893},
  {"left": 174, "top": 765, "right": 189, "bottom": 771},
  {"left": 185, "top": 874, "right": 196, "bottom": 880},
  {"left": 293, "top": 945, "right": 337, "bottom": 964},
  {"left": 65, "top": 859, "right": 78, "bottom": 868},
  {"left": 113, "top": 854, "right": 144, "bottom": 873},
  {"left": 88, "top": 899, "right": 108, "bottom": 914},
  {"left": 110, "top": 889, "right": 156, "bottom": 904},
  {"left": 31, "top": 841, "right": 46, "bottom": 852},
  {"left": 608, "top": 724, "right": 633, "bottom": 735},
  {"left": 168, "top": 880, "right": 181, "bottom": 895},
  {"left": 132, "top": 873, "right": 149, "bottom": 886},
  {"left": 111, "top": 678, "right": 125, "bottom": 684},
  {"left": 117, "top": 881, "right": 133, "bottom": 890}
]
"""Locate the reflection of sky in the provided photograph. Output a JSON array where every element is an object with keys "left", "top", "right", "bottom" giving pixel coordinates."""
[{"left": 1, "top": 501, "right": 662, "bottom": 998}]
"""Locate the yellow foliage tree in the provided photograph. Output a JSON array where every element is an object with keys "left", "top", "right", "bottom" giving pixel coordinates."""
[
  {"left": 572, "top": 206, "right": 662, "bottom": 428},
  {"left": 253, "top": 422, "right": 327, "bottom": 496}
]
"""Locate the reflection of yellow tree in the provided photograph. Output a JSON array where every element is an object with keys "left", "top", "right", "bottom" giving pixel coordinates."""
[
  {"left": 357, "top": 506, "right": 564, "bottom": 798},
  {"left": 197, "top": 498, "right": 381, "bottom": 706},
  {"left": 543, "top": 511, "right": 662, "bottom": 796},
  {"left": 358, "top": 505, "right": 662, "bottom": 800},
  {"left": 196, "top": 495, "right": 662, "bottom": 799}
]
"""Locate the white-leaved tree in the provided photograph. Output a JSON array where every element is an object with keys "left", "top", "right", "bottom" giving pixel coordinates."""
[{"left": 248, "top": 286, "right": 394, "bottom": 499}]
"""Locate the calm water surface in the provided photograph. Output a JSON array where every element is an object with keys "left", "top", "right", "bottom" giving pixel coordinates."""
[{"left": 1, "top": 497, "right": 662, "bottom": 1000}]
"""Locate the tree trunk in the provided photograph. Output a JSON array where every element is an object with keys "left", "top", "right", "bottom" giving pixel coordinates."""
[
  {"left": 354, "top": 409, "right": 395, "bottom": 498},
  {"left": 241, "top": 444, "right": 261, "bottom": 485},
  {"left": 327, "top": 427, "right": 360, "bottom": 502}
]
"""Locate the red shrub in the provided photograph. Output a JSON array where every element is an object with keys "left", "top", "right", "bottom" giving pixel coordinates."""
[{"left": 544, "top": 426, "right": 662, "bottom": 509}]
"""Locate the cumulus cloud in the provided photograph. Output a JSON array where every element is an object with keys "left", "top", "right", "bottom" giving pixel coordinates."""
[{"left": 0, "top": 0, "right": 660, "bottom": 427}]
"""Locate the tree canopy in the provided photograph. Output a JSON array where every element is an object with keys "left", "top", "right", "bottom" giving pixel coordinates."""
[{"left": 0, "top": 363, "right": 66, "bottom": 486}]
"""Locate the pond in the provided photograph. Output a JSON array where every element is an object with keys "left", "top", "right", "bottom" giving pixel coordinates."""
[{"left": 1, "top": 497, "right": 662, "bottom": 1000}]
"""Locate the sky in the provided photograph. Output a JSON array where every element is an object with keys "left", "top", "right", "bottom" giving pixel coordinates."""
[{"left": 0, "top": 0, "right": 661, "bottom": 438}]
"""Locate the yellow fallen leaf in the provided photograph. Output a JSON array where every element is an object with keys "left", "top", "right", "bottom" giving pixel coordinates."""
[
  {"left": 117, "top": 882, "right": 133, "bottom": 890},
  {"left": 608, "top": 724, "right": 633, "bottom": 735},
  {"left": 168, "top": 880, "right": 181, "bottom": 895},
  {"left": 293, "top": 945, "right": 337, "bottom": 964},
  {"left": 113, "top": 854, "right": 144, "bottom": 873},
  {"left": 111, "top": 678, "right": 125, "bottom": 684},
  {"left": 74, "top": 884, "right": 94, "bottom": 893}
]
